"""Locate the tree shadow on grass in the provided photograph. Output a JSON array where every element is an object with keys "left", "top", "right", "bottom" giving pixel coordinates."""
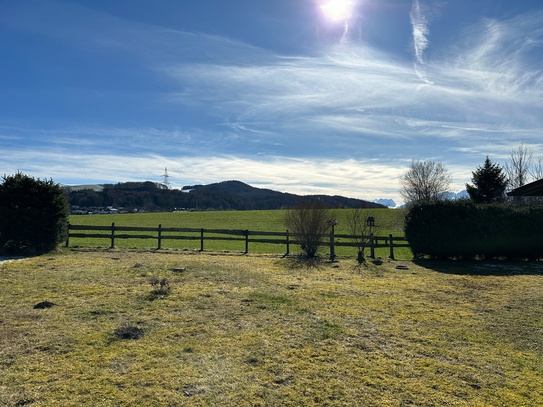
[
  {"left": 282, "top": 255, "right": 324, "bottom": 270},
  {"left": 413, "top": 259, "right": 543, "bottom": 276}
]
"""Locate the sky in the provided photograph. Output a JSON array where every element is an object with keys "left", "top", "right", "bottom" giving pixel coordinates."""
[{"left": 1, "top": 0, "right": 542, "bottom": 205}]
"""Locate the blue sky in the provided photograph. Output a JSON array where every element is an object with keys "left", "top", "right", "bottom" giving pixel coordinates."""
[{"left": 1, "top": 0, "right": 542, "bottom": 205}]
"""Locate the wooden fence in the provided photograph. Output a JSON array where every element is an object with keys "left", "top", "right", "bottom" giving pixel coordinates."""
[{"left": 66, "top": 222, "right": 410, "bottom": 260}]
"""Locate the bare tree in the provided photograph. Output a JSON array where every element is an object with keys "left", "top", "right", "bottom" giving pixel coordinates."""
[
  {"left": 284, "top": 200, "right": 333, "bottom": 258},
  {"left": 505, "top": 143, "right": 533, "bottom": 189},
  {"left": 530, "top": 155, "right": 543, "bottom": 180},
  {"left": 399, "top": 160, "right": 452, "bottom": 205}
]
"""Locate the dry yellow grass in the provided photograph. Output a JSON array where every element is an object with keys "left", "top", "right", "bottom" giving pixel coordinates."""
[{"left": 1, "top": 249, "right": 542, "bottom": 406}]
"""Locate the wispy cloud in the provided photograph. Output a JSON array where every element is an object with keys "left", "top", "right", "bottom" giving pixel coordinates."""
[
  {"left": 410, "top": 0, "right": 429, "bottom": 65},
  {"left": 450, "top": 13, "right": 543, "bottom": 102},
  {"left": 409, "top": 0, "right": 432, "bottom": 83},
  {"left": 164, "top": 37, "right": 543, "bottom": 157}
]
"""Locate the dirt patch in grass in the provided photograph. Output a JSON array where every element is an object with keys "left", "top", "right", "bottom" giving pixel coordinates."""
[{"left": 1, "top": 249, "right": 543, "bottom": 405}]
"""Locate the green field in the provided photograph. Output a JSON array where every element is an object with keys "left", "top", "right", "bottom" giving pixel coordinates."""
[
  {"left": 68, "top": 208, "right": 411, "bottom": 259},
  {"left": 2, "top": 250, "right": 542, "bottom": 406}
]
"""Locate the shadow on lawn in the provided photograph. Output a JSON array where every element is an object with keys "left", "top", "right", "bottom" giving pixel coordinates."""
[
  {"left": 282, "top": 255, "right": 326, "bottom": 269},
  {"left": 413, "top": 259, "right": 543, "bottom": 276}
]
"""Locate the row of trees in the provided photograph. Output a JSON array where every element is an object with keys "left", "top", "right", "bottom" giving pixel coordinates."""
[{"left": 400, "top": 143, "right": 543, "bottom": 205}]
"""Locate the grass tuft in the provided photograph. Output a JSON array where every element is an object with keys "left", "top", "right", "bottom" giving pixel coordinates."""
[{"left": 149, "top": 276, "right": 171, "bottom": 297}]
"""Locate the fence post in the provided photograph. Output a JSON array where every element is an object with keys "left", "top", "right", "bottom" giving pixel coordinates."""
[
  {"left": 110, "top": 222, "right": 116, "bottom": 249},
  {"left": 389, "top": 234, "right": 395, "bottom": 260},
  {"left": 200, "top": 228, "right": 204, "bottom": 251},
  {"left": 65, "top": 223, "right": 70, "bottom": 247},
  {"left": 286, "top": 230, "right": 290, "bottom": 256},
  {"left": 329, "top": 225, "right": 336, "bottom": 261},
  {"left": 369, "top": 233, "right": 375, "bottom": 259},
  {"left": 157, "top": 224, "right": 162, "bottom": 250},
  {"left": 244, "top": 229, "right": 249, "bottom": 254}
]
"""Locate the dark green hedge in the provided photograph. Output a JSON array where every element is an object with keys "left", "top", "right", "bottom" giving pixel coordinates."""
[
  {"left": 0, "top": 173, "right": 69, "bottom": 254},
  {"left": 404, "top": 200, "right": 543, "bottom": 260}
]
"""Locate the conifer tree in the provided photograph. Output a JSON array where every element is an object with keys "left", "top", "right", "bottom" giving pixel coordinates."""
[{"left": 466, "top": 157, "right": 507, "bottom": 204}]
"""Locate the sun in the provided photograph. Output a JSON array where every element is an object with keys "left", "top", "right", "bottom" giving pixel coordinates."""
[{"left": 319, "top": 0, "right": 356, "bottom": 22}]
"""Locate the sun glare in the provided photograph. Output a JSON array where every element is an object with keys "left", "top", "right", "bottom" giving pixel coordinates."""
[{"left": 319, "top": 0, "right": 355, "bottom": 22}]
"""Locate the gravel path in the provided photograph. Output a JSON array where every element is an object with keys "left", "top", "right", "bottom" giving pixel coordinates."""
[{"left": 0, "top": 256, "right": 27, "bottom": 265}]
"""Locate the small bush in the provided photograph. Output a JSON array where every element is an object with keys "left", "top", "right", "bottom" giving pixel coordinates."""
[
  {"left": 149, "top": 277, "right": 171, "bottom": 296},
  {"left": 284, "top": 200, "right": 333, "bottom": 258}
]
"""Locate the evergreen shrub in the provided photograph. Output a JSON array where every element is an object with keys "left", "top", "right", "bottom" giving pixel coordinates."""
[
  {"left": 404, "top": 200, "right": 543, "bottom": 260},
  {"left": 0, "top": 172, "right": 70, "bottom": 254}
]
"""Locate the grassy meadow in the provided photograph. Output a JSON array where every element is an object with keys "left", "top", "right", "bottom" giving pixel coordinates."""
[
  {"left": 1, "top": 250, "right": 543, "bottom": 406},
  {"left": 67, "top": 208, "right": 411, "bottom": 259}
]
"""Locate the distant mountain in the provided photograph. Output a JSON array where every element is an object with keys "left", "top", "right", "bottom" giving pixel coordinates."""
[
  {"left": 439, "top": 190, "right": 469, "bottom": 201},
  {"left": 67, "top": 180, "right": 385, "bottom": 212},
  {"left": 373, "top": 198, "right": 397, "bottom": 208},
  {"left": 182, "top": 181, "right": 385, "bottom": 210},
  {"left": 455, "top": 190, "right": 469, "bottom": 199},
  {"left": 398, "top": 190, "right": 470, "bottom": 208}
]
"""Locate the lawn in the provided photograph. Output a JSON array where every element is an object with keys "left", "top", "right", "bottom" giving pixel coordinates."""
[{"left": 1, "top": 249, "right": 542, "bottom": 406}]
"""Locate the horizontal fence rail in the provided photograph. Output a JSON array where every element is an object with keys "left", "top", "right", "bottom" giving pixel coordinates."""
[{"left": 66, "top": 222, "right": 410, "bottom": 260}]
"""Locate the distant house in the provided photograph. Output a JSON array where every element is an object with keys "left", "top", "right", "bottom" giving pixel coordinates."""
[
  {"left": 507, "top": 178, "right": 543, "bottom": 197},
  {"left": 63, "top": 184, "right": 104, "bottom": 192}
]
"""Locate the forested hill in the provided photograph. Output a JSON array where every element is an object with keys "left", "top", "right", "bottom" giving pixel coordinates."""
[{"left": 66, "top": 180, "right": 385, "bottom": 212}]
